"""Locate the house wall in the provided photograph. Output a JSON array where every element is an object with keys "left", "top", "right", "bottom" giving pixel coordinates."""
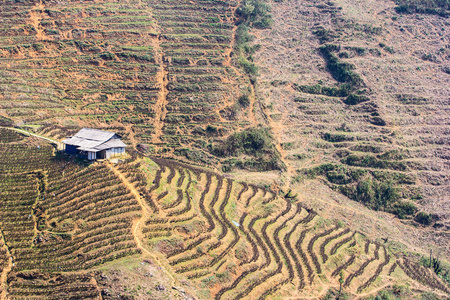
[
  {"left": 105, "top": 147, "right": 125, "bottom": 159},
  {"left": 65, "top": 144, "right": 78, "bottom": 155},
  {"left": 87, "top": 151, "right": 97, "bottom": 160}
]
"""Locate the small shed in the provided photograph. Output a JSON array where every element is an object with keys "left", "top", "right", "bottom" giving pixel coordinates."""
[{"left": 62, "top": 128, "right": 127, "bottom": 160}]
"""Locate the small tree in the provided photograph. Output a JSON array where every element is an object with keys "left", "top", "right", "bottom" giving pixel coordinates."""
[{"left": 338, "top": 270, "right": 344, "bottom": 299}]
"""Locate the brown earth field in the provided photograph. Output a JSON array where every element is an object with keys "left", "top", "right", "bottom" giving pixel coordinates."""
[{"left": 0, "top": 0, "right": 449, "bottom": 299}]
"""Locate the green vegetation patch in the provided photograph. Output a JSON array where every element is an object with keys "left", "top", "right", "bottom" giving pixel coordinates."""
[
  {"left": 319, "top": 44, "right": 364, "bottom": 87},
  {"left": 395, "top": 94, "right": 428, "bottom": 105},
  {"left": 297, "top": 163, "right": 428, "bottom": 220},
  {"left": 210, "top": 126, "right": 284, "bottom": 171},
  {"left": 419, "top": 255, "right": 450, "bottom": 286},
  {"left": 295, "top": 44, "right": 368, "bottom": 103},
  {"left": 342, "top": 154, "right": 409, "bottom": 172},
  {"left": 236, "top": 0, "right": 273, "bottom": 29},
  {"left": 234, "top": 0, "right": 271, "bottom": 77},
  {"left": 211, "top": 126, "right": 273, "bottom": 156},
  {"left": 394, "top": 0, "right": 450, "bottom": 17}
]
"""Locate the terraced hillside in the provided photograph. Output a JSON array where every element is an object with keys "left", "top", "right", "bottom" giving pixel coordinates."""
[
  {"left": 1, "top": 0, "right": 157, "bottom": 139},
  {"left": 123, "top": 157, "right": 450, "bottom": 299},
  {"left": 0, "top": 130, "right": 142, "bottom": 298},
  {"left": 0, "top": 129, "right": 448, "bottom": 299},
  {"left": 251, "top": 0, "right": 450, "bottom": 246},
  {"left": 147, "top": 0, "right": 252, "bottom": 156},
  {"left": 0, "top": 0, "right": 252, "bottom": 160},
  {"left": 0, "top": 0, "right": 448, "bottom": 226},
  {"left": 1, "top": 0, "right": 450, "bottom": 298}
]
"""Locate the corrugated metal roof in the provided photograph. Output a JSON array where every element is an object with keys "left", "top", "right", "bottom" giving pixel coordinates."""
[
  {"left": 63, "top": 137, "right": 97, "bottom": 147},
  {"left": 77, "top": 147, "right": 100, "bottom": 152},
  {"left": 62, "top": 136, "right": 84, "bottom": 145},
  {"left": 63, "top": 128, "right": 127, "bottom": 153},
  {"left": 78, "top": 139, "right": 103, "bottom": 148},
  {"left": 74, "top": 128, "right": 116, "bottom": 142},
  {"left": 94, "top": 139, "right": 127, "bottom": 150}
]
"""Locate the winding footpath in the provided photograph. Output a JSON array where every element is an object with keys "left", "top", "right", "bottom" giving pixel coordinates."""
[
  {"left": 0, "top": 126, "right": 63, "bottom": 149},
  {"left": 107, "top": 163, "right": 177, "bottom": 288}
]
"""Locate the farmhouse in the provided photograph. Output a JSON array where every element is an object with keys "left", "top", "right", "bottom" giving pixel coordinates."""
[{"left": 63, "top": 128, "right": 126, "bottom": 160}]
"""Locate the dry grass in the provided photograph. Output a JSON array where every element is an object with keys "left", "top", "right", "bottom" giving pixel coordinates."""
[{"left": 252, "top": 0, "right": 450, "bottom": 260}]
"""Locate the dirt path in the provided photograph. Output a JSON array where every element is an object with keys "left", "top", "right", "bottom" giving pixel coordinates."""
[
  {"left": 269, "top": 117, "right": 295, "bottom": 188},
  {"left": 0, "top": 230, "right": 12, "bottom": 300},
  {"left": 247, "top": 84, "right": 257, "bottom": 124},
  {"left": 29, "top": 1, "right": 45, "bottom": 41},
  {"left": 223, "top": 0, "right": 291, "bottom": 183},
  {"left": 107, "top": 163, "right": 177, "bottom": 288},
  {"left": 151, "top": 20, "right": 169, "bottom": 144},
  {"left": 89, "top": 276, "right": 102, "bottom": 300},
  {"left": 223, "top": 0, "right": 257, "bottom": 124},
  {"left": 0, "top": 126, "right": 63, "bottom": 149},
  {"left": 123, "top": 124, "right": 138, "bottom": 148},
  {"left": 30, "top": 171, "right": 46, "bottom": 248},
  {"left": 252, "top": 77, "right": 294, "bottom": 187}
]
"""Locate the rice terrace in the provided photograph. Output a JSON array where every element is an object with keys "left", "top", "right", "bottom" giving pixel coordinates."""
[{"left": 0, "top": 0, "right": 449, "bottom": 299}]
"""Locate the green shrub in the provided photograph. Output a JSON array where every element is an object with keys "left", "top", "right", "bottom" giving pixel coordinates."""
[
  {"left": 370, "top": 116, "right": 387, "bottom": 126},
  {"left": 234, "top": 0, "right": 271, "bottom": 79},
  {"left": 32, "top": 43, "right": 44, "bottom": 51},
  {"left": 313, "top": 27, "right": 340, "bottom": 43},
  {"left": 344, "top": 94, "right": 370, "bottom": 105},
  {"left": 253, "top": 17, "right": 272, "bottom": 29},
  {"left": 343, "top": 154, "right": 408, "bottom": 171},
  {"left": 319, "top": 45, "right": 364, "bottom": 87},
  {"left": 420, "top": 292, "right": 442, "bottom": 300},
  {"left": 377, "top": 290, "right": 394, "bottom": 300},
  {"left": 206, "top": 125, "right": 218, "bottom": 135},
  {"left": 235, "top": 25, "right": 253, "bottom": 47},
  {"left": 415, "top": 211, "right": 432, "bottom": 225},
  {"left": 238, "top": 95, "right": 250, "bottom": 107},
  {"left": 394, "top": 0, "right": 450, "bottom": 17},
  {"left": 394, "top": 201, "right": 417, "bottom": 219},
  {"left": 299, "top": 163, "right": 366, "bottom": 184},
  {"left": 0, "top": 116, "right": 13, "bottom": 126},
  {"left": 211, "top": 127, "right": 283, "bottom": 171},
  {"left": 294, "top": 45, "right": 365, "bottom": 99},
  {"left": 379, "top": 43, "right": 395, "bottom": 54},
  {"left": 294, "top": 83, "right": 353, "bottom": 97},
  {"left": 339, "top": 176, "right": 400, "bottom": 211},
  {"left": 99, "top": 52, "right": 115, "bottom": 60},
  {"left": 211, "top": 126, "right": 272, "bottom": 157},
  {"left": 322, "top": 132, "right": 354, "bottom": 143},
  {"left": 238, "top": 57, "right": 258, "bottom": 75},
  {"left": 236, "top": 0, "right": 272, "bottom": 28}
]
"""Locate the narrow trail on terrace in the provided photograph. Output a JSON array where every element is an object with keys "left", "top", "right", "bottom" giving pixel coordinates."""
[
  {"left": 124, "top": 124, "right": 138, "bottom": 148},
  {"left": 223, "top": 0, "right": 257, "bottom": 124},
  {"left": 107, "top": 163, "right": 176, "bottom": 287},
  {"left": 0, "top": 230, "right": 12, "bottom": 300},
  {"left": 0, "top": 126, "right": 63, "bottom": 149},
  {"left": 29, "top": 1, "right": 45, "bottom": 41},
  {"left": 270, "top": 118, "right": 295, "bottom": 188},
  {"left": 224, "top": 0, "right": 293, "bottom": 183},
  {"left": 31, "top": 171, "right": 46, "bottom": 247},
  {"left": 151, "top": 15, "right": 169, "bottom": 144}
]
